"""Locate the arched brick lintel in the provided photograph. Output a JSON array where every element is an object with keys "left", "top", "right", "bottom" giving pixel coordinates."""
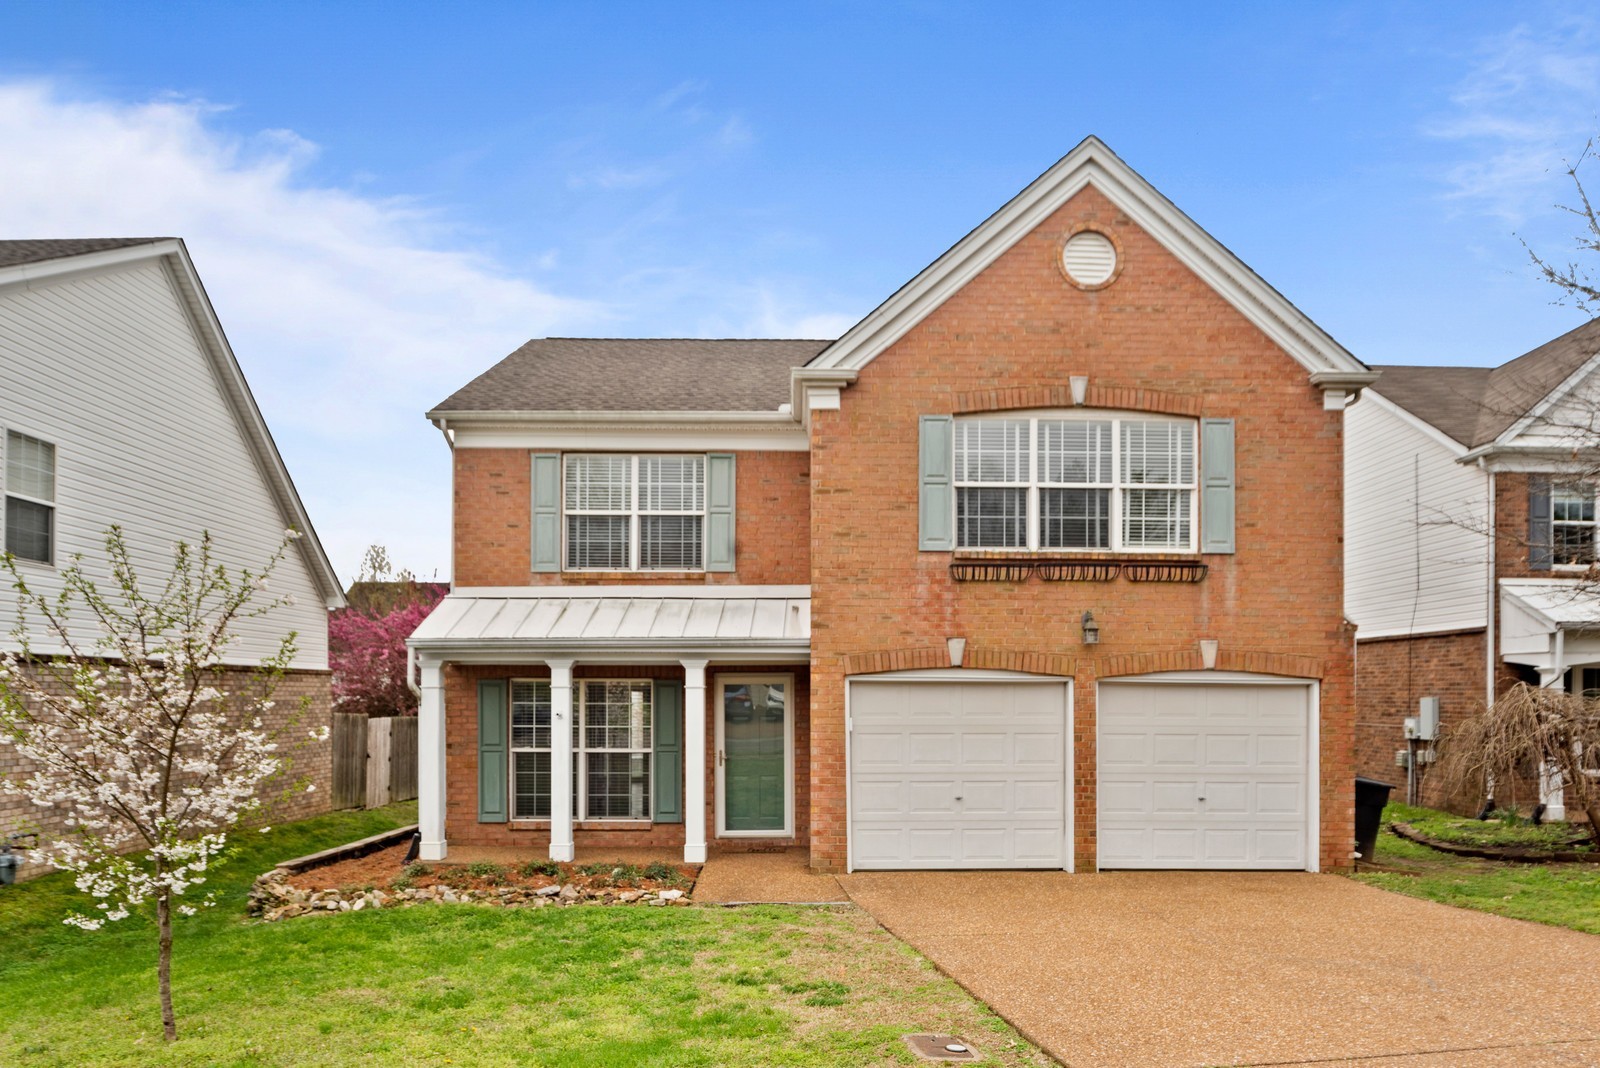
[
  {"left": 1095, "top": 648, "right": 1325, "bottom": 680},
  {"left": 841, "top": 646, "right": 1077, "bottom": 678},
  {"left": 953, "top": 384, "right": 1204, "bottom": 418}
]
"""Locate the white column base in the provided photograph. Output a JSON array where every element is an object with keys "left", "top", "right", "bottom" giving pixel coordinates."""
[
  {"left": 684, "top": 842, "right": 707, "bottom": 864},
  {"left": 549, "top": 841, "right": 576, "bottom": 863},
  {"left": 420, "top": 841, "right": 448, "bottom": 862}
]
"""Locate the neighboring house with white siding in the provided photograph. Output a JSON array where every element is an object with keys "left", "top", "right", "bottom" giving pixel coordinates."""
[
  {"left": 1347, "top": 316, "right": 1600, "bottom": 818},
  {"left": 0, "top": 238, "right": 345, "bottom": 874}
]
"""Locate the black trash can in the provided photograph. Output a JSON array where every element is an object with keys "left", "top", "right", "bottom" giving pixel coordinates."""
[{"left": 1354, "top": 777, "right": 1395, "bottom": 862}]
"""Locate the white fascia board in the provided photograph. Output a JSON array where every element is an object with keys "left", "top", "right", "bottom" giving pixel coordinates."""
[
  {"left": 158, "top": 245, "right": 346, "bottom": 608},
  {"left": 447, "top": 584, "right": 811, "bottom": 599},
  {"left": 403, "top": 640, "right": 811, "bottom": 662},
  {"left": 1459, "top": 443, "right": 1600, "bottom": 472},
  {"left": 442, "top": 410, "right": 809, "bottom": 452},
  {"left": 1354, "top": 623, "right": 1487, "bottom": 641},
  {"left": 1488, "top": 350, "right": 1600, "bottom": 450},
  {"left": 0, "top": 240, "right": 182, "bottom": 296},
  {"left": 1362, "top": 390, "right": 1472, "bottom": 456},
  {"left": 806, "top": 137, "right": 1367, "bottom": 384}
]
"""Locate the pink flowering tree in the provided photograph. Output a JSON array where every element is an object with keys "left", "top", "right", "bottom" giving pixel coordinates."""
[
  {"left": 330, "top": 550, "right": 443, "bottom": 716},
  {"left": 0, "top": 526, "right": 318, "bottom": 1042}
]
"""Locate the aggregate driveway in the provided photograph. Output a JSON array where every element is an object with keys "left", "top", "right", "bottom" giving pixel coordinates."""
[{"left": 838, "top": 871, "right": 1600, "bottom": 1067}]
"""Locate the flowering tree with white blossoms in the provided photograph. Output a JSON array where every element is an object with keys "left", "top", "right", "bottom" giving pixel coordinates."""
[{"left": 0, "top": 526, "right": 321, "bottom": 1042}]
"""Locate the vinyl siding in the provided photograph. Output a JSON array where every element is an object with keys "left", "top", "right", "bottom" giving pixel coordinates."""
[
  {"left": 0, "top": 261, "right": 329, "bottom": 669},
  {"left": 1344, "top": 396, "right": 1488, "bottom": 636}
]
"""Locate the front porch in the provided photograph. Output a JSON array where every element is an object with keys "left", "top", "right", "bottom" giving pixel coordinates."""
[{"left": 407, "top": 586, "right": 812, "bottom": 865}]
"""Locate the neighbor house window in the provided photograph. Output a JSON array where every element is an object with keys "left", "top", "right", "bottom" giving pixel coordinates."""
[
  {"left": 564, "top": 455, "right": 705, "bottom": 570},
  {"left": 510, "top": 679, "right": 653, "bottom": 821},
  {"left": 1552, "top": 485, "right": 1596, "bottom": 566},
  {"left": 4, "top": 431, "right": 55, "bottom": 564},
  {"left": 955, "top": 415, "right": 1195, "bottom": 551}
]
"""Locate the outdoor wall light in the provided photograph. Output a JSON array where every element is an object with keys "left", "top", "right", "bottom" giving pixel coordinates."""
[{"left": 1081, "top": 611, "right": 1100, "bottom": 645}]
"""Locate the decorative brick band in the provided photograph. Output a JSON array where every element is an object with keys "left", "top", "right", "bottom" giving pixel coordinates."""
[
  {"left": 953, "top": 383, "right": 1204, "bottom": 418},
  {"left": 1096, "top": 648, "right": 1325, "bottom": 680},
  {"left": 842, "top": 645, "right": 1076, "bottom": 677}
]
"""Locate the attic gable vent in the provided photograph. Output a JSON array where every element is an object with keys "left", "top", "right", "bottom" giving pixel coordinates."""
[{"left": 1061, "top": 230, "right": 1119, "bottom": 289}]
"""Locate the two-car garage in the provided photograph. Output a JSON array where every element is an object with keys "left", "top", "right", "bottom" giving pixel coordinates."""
[{"left": 847, "top": 671, "right": 1315, "bottom": 872}]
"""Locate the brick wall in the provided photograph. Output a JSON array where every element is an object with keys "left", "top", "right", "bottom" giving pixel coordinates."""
[
  {"left": 1, "top": 664, "right": 333, "bottom": 881},
  {"left": 443, "top": 662, "right": 810, "bottom": 855},
  {"left": 805, "top": 183, "right": 1355, "bottom": 872},
  {"left": 452, "top": 448, "right": 810, "bottom": 587},
  {"left": 1354, "top": 630, "right": 1485, "bottom": 809}
]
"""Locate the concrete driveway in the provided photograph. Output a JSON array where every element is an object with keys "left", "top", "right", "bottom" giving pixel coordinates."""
[{"left": 839, "top": 871, "right": 1600, "bottom": 1067}]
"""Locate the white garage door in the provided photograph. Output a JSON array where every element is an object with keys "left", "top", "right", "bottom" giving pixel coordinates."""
[
  {"left": 850, "top": 679, "right": 1069, "bottom": 870},
  {"left": 1098, "top": 680, "right": 1309, "bottom": 870}
]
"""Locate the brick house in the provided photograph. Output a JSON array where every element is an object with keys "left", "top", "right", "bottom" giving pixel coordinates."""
[
  {"left": 409, "top": 138, "right": 1373, "bottom": 873},
  {"left": 1347, "top": 317, "right": 1600, "bottom": 818},
  {"left": 0, "top": 239, "right": 346, "bottom": 876}
]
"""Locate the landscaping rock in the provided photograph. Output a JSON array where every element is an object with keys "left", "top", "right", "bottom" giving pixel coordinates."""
[
  {"left": 535, "top": 883, "right": 561, "bottom": 897},
  {"left": 660, "top": 889, "right": 684, "bottom": 901}
]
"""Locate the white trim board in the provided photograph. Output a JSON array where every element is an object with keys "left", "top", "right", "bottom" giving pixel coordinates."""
[{"left": 805, "top": 136, "right": 1368, "bottom": 386}]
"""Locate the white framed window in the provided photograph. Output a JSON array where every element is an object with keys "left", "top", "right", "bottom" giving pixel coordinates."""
[
  {"left": 1552, "top": 484, "right": 1596, "bottom": 567},
  {"left": 564, "top": 455, "right": 705, "bottom": 571},
  {"left": 3, "top": 430, "right": 56, "bottom": 565},
  {"left": 954, "top": 413, "right": 1196, "bottom": 552},
  {"left": 509, "top": 679, "right": 653, "bottom": 821}
]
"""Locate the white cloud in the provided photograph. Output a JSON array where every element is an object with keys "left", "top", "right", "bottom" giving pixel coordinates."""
[
  {"left": 1426, "top": 18, "right": 1600, "bottom": 223},
  {"left": 0, "top": 80, "right": 600, "bottom": 582}
]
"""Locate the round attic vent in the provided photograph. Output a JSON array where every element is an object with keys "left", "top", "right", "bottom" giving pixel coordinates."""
[{"left": 1060, "top": 230, "right": 1118, "bottom": 288}]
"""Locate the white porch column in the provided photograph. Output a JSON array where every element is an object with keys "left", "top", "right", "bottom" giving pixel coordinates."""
[
  {"left": 417, "top": 659, "right": 448, "bottom": 861},
  {"left": 548, "top": 659, "right": 576, "bottom": 862},
  {"left": 682, "top": 659, "right": 709, "bottom": 864}
]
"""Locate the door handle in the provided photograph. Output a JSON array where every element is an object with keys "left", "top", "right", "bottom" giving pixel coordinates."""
[{"left": 718, "top": 750, "right": 725, "bottom": 767}]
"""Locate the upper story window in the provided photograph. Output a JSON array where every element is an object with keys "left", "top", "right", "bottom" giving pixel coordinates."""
[
  {"left": 1552, "top": 484, "right": 1596, "bottom": 567},
  {"left": 4, "top": 430, "right": 56, "bottom": 565},
  {"left": 564, "top": 454, "right": 706, "bottom": 571},
  {"left": 954, "top": 415, "right": 1196, "bottom": 552}
]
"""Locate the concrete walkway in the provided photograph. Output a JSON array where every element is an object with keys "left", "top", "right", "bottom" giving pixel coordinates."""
[
  {"left": 839, "top": 871, "right": 1600, "bottom": 1068},
  {"left": 692, "top": 850, "right": 848, "bottom": 904}
]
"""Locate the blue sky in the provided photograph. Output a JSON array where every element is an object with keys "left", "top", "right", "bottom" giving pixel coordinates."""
[{"left": 2, "top": 2, "right": 1597, "bottom": 580}]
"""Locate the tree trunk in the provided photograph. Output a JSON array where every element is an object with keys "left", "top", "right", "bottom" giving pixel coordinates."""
[
  {"left": 1585, "top": 800, "right": 1600, "bottom": 846},
  {"left": 157, "top": 893, "right": 176, "bottom": 1041}
]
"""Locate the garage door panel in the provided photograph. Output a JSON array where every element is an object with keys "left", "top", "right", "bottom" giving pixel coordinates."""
[
  {"left": 1099, "top": 681, "right": 1309, "bottom": 871},
  {"left": 851, "top": 681, "right": 1068, "bottom": 870}
]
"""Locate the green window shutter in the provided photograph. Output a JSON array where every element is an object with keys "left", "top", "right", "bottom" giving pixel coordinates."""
[
  {"left": 1200, "top": 418, "right": 1236, "bottom": 555},
  {"left": 652, "top": 680, "right": 684, "bottom": 823},
  {"left": 919, "top": 415, "right": 955, "bottom": 551},
  {"left": 706, "top": 453, "right": 736, "bottom": 572},
  {"left": 531, "top": 453, "right": 561, "bottom": 573},
  {"left": 1529, "top": 478, "right": 1553, "bottom": 571},
  {"left": 477, "top": 680, "right": 509, "bottom": 823}
]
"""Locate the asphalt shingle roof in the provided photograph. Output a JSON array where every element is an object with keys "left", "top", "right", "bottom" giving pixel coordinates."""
[
  {"left": 0, "top": 238, "right": 168, "bottom": 270},
  {"left": 1372, "top": 317, "right": 1600, "bottom": 448},
  {"left": 431, "top": 337, "right": 834, "bottom": 414}
]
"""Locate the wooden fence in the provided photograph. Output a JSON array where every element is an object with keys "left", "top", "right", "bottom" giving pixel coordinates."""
[{"left": 332, "top": 713, "right": 419, "bottom": 810}]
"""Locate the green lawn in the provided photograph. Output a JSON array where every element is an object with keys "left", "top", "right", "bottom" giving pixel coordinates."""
[
  {"left": 1351, "top": 804, "right": 1600, "bottom": 935},
  {"left": 1384, "top": 801, "right": 1596, "bottom": 852},
  {"left": 0, "top": 803, "right": 1046, "bottom": 1067}
]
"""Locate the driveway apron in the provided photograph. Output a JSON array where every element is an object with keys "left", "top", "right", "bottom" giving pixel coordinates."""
[{"left": 839, "top": 871, "right": 1600, "bottom": 1068}]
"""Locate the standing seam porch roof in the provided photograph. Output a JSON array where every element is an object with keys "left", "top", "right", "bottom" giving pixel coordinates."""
[{"left": 407, "top": 588, "right": 811, "bottom": 648}]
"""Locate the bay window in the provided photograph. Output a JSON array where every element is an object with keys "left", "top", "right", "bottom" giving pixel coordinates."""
[
  {"left": 954, "top": 414, "right": 1196, "bottom": 552},
  {"left": 510, "top": 679, "right": 653, "bottom": 821}
]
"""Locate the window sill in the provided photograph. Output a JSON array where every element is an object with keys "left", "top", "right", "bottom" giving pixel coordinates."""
[
  {"left": 548, "top": 571, "right": 709, "bottom": 580},
  {"left": 506, "top": 820, "right": 655, "bottom": 830}
]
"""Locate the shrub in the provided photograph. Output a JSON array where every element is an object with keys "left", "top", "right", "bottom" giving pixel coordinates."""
[
  {"left": 401, "top": 862, "right": 432, "bottom": 878},
  {"left": 518, "top": 860, "right": 562, "bottom": 879}
]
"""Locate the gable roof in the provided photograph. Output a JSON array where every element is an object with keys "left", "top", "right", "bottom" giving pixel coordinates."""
[
  {"left": 0, "top": 238, "right": 345, "bottom": 607},
  {"left": 0, "top": 238, "right": 168, "bottom": 269},
  {"left": 430, "top": 338, "right": 830, "bottom": 414},
  {"left": 1370, "top": 317, "right": 1600, "bottom": 449},
  {"left": 802, "top": 136, "right": 1371, "bottom": 385}
]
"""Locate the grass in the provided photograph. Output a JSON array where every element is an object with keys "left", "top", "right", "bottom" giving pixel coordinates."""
[
  {"left": 1351, "top": 804, "right": 1600, "bottom": 935},
  {"left": 0, "top": 802, "right": 1047, "bottom": 1067},
  {"left": 1384, "top": 801, "right": 1596, "bottom": 852}
]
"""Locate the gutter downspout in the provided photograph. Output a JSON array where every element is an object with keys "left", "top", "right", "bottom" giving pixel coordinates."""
[{"left": 1485, "top": 465, "right": 1496, "bottom": 708}]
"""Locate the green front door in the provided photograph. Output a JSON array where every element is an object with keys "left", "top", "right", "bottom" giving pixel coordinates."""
[{"left": 721, "top": 679, "right": 788, "bottom": 833}]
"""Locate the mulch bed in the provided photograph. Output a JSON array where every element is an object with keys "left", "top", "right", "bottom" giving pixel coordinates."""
[
  {"left": 1389, "top": 821, "right": 1600, "bottom": 863},
  {"left": 282, "top": 841, "right": 699, "bottom": 896}
]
